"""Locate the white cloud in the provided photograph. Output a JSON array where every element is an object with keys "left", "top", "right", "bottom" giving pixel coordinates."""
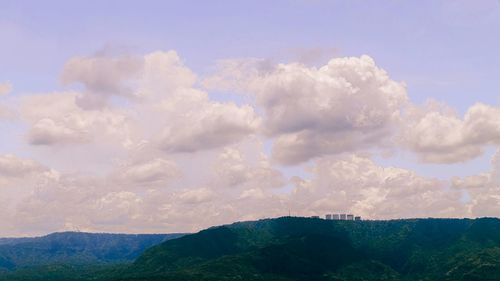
[
  {"left": 239, "top": 188, "right": 266, "bottom": 200},
  {"left": 154, "top": 89, "right": 260, "bottom": 153},
  {"left": 452, "top": 173, "right": 491, "bottom": 189},
  {"left": 90, "top": 191, "right": 144, "bottom": 226},
  {"left": 61, "top": 51, "right": 197, "bottom": 108},
  {"left": 451, "top": 149, "right": 500, "bottom": 217},
  {"left": 206, "top": 55, "right": 408, "bottom": 164},
  {"left": 61, "top": 55, "right": 143, "bottom": 109},
  {"left": 140, "top": 51, "right": 198, "bottom": 98},
  {"left": 177, "top": 187, "right": 214, "bottom": 204},
  {"left": 206, "top": 55, "right": 500, "bottom": 165},
  {"left": 62, "top": 55, "right": 142, "bottom": 95},
  {"left": 57, "top": 51, "right": 261, "bottom": 153},
  {"left": 21, "top": 92, "right": 134, "bottom": 147},
  {"left": 0, "top": 154, "right": 46, "bottom": 178},
  {"left": 0, "top": 142, "right": 287, "bottom": 235},
  {"left": 212, "top": 147, "right": 285, "bottom": 189},
  {"left": 11, "top": 171, "right": 152, "bottom": 234},
  {"left": 0, "top": 82, "right": 12, "bottom": 96},
  {"left": 289, "top": 154, "right": 465, "bottom": 219},
  {"left": 402, "top": 101, "right": 500, "bottom": 163},
  {"left": 2, "top": 49, "right": 500, "bottom": 236},
  {"left": 0, "top": 155, "right": 57, "bottom": 235},
  {"left": 115, "top": 158, "right": 180, "bottom": 186},
  {"left": 2, "top": 150, "right": 486, "bottom": 236},
  {"left": 28, "top": 118, "right": 89, "bottom": 145},
  {"left": 203, "top": 58, "right": 275, "bottom": 93},
  {"left": 0, "top": 105, "right": 12, "bottom": 119}
]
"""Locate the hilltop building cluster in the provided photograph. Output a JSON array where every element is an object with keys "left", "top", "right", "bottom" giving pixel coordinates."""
[
  {"left": 325, "top": 214, "right": 361, "bottom": 221},
  {"left": 309, "top": 214, "right": 362, "bottom": 220}
]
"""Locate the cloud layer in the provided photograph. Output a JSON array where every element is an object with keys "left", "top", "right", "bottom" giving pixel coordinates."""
[
  {"left": 0, "top": 50, "right": 498, "bottom": 236},
  {"left": 206, "top": 55, "right": 408, "bottom": 164},
  {"left": 402, "top": 101, "right": 500, "bottom": 163}
]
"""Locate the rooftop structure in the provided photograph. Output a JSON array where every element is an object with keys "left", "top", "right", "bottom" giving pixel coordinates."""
[{"left": 322, "top": 213, "right": 362, "bottom": 221}]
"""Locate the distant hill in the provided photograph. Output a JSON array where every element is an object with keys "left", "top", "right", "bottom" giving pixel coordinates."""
[
  {"left": 0, "top": 232, "right": 185, "bottom": 271},
  {"left": 0, "top": 217, "right": 499, "bottom": 281},
  {"left": 121, "top": 217, "right": 500, "bottom": 281},
  {"left": 0, "top": 238, "right": 31, "bottom": 246}
]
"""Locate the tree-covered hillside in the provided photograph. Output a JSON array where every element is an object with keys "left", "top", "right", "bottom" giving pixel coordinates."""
[
  {"left": 0, "top": 218, "right": 499, "bottom": 281},
  {"left": 0, "top": 232, "right": 184, "bottom": 271},
  {"left": 120, "top": 217, "right": 500, "bottom": 281}
]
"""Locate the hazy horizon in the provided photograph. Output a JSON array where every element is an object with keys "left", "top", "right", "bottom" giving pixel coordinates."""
[
  {"left": 2, "top": 216, "right": 498, "bottom": 239},
  {"left": 1, "top": 0, "right": 499, "bottom": 237}
]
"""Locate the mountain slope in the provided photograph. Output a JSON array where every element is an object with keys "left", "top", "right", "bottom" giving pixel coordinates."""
[
  {"left": 0, "top": 232, "right": 185, "bottom": 271},
  {"left": 120, "top": 217, "right": 500, "bottom": 281},
  {"left": 0, "top": 218, "right": 498, "bottom": 281}
]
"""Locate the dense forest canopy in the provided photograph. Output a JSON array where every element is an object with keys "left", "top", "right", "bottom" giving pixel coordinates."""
[{"left": 0, "top": 217, "right": 498, "bottom": 281}]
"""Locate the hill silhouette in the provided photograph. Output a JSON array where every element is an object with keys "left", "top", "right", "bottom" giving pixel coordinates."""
[
  {"left": 0, "top": 232, "right": 184, "bottom": 271},
  {"left": 118, "top": 217, "right": 500, "bottom": 281},
  {"left": 0, "top": 217, "right": 499, "bottom": 281}
]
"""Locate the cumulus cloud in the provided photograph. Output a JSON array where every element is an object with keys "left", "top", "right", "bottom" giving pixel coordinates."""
[
  {"left": 289, "top": 154, "right": 465, "bottom": 219},
  {"left": 140, "top": 53, "right": 261, "bottom": 153},
  {"left": 154, "top": 89, "right": 260, "bottom": 153},
  {"left": 212, "top": 147, "right": 285, "bottom": 189},
  {"left": 0, "top": 82, "right": 12, "bottom": 96},
  {"left": 21, "top": 92, "right": 134, "bottom": 146},
  {"left": 62, "top": 55, "right": 143, "bottom": 109},
  {"left": 2, "top": 150, "right": 492, "bottom": 236},
  {"left": 7, "top": 168, "right": 276, "bottom": 234},
  {"left": 451, "top": 149, "right": 500, "bottom": 217},
  {"left": 206, "top": 55, "right": 408, "bottom": 164},
  {"left": 61, "top": 50, "right": 196, "bottom": 108},
  {"left": 0, "top": 154, "right": 46, "bottom": 178},
  {"left": 0, "top": 155, "right": 55, "bottom": 235},
  {"left": 10, "top": 170, "right": 159, "bottom": 234},
  {"left": 90, "top": 191, "right": 144, "bottom": 226},
  {"left": 203, "top": 58, "right": 275, "bottom": 93},
  {"left": 1, "top": 141, "right": 287, "bottom": 235},
  {"left": 206, "top": 55, "right": 500, "bottom": 165},
  {"left": 28, "top": 118, "right": 88, "bottom": 145},
  {"left": 452, "top": 173, "right": 491, "bottom": 189},
  {"left": 3, "top": 49, "right": 500, "bottom": 236},
  {"left": 402, "top": 101, "right": 500, "bottom": 163},
  {"left": 114, "top": 157, "right": 180, "bottom": 186},
  {"left": 140, "top": 51, "right": 198, "bottom": 98},
  {"left": 62, "top": 55, "right": 143, "bottom": 95},
  {"left": 55, "top": 51, "right": 261, "bottom": 153},
  {"left": 177, "top": 187, "right": 214, "bottom": 204}
]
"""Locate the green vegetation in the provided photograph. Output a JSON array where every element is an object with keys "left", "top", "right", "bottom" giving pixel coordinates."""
[
  {"left": 0, "top": 232, "right": 184, "bottom": 271},
  {"left": 0, "top": 218, "right": 499, "bottom": 281}
]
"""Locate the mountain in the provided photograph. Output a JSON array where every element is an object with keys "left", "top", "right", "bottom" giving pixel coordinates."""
[
  {"left": 0, "top": 232, "right": 185, "bottom": 271},
  {"left": 0, "top": 238, "right": 31, "bottom": 246},
  {"left": 0, "top": 217, "right": 499, "bottom": 281},
  {"left": 120, "top": 217, "right": 500, "bottom": 281}
]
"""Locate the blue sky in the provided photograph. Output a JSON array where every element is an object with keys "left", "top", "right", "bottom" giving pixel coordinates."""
[
  {"left": 0, "top": 1, "right": 499, "bottom": 235},
  {"left": 1, "top": 0, "right": 499, "bottom": 107},
  {"left": 2, "top": 0, "right": 499, "bottom": 177}
]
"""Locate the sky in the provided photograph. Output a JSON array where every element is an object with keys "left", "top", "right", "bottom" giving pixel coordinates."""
[{"left": 0, "top": 0, "right": 499, "bottom": 237}]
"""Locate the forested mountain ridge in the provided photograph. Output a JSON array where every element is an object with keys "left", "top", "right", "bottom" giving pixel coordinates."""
[
  {"left": 122, "top": 217, "right": 500, "bottom": 281},
  {"left": 0, "top": 217, "right": 499, "bottom": 281},
  {"left": 0, "top": 232, "right": 185, "bottom": 271}
]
